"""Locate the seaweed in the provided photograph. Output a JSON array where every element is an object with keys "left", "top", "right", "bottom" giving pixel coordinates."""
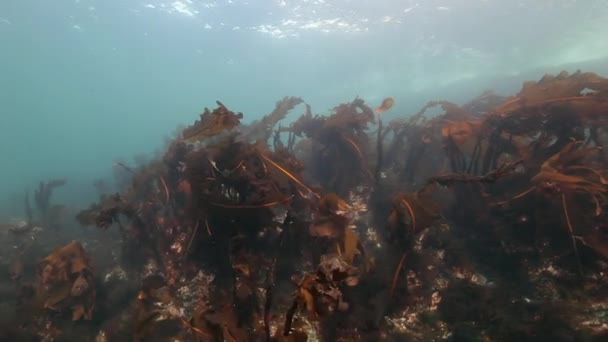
[
  {"left": 182, "top": 101, "right": 243, "bottom": 142},
  {"left": 14, "top": 69, "right": 604, "bottom": 341},
  {"left": 240, "top": 96, "right": 304, "bottom": 143},
  {"left": 36, "top": 241, "right": 96, "bottom": 321},
  {"left": 290, "top": 97, "right": 375, "bottom": 196}
]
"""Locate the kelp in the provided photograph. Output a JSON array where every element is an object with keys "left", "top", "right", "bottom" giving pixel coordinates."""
[
  {"left": 494, "top": 70, "right": 608, "bottom": 117},
  {"left": 309, "top": 193, "right": 352, "bottom": 239},
  {"left": 380, "top": 100, "right": 487, "bottom": 184},
  {"left": 290, "top": 98, "right": 375, "bottom": 195},
  {"left": 184, "top": 137, "right": 311, "bottom": 236},
  {"left": 182, "top": 101, "right": 244, "bottom": 142},
  {"left": 31, "top": 179, "right": 67, "bottom": 229},
  {"left": 422, "top": 160, "right": 523, "bottom": 190},
  {"left": 49, "top": 69, "right": 608, "bottom": 341},
  {"left": 131, "top": 274, "right": 215, "bottom": 341},
  {"left": 240, "top": 96, "right": 304, "bottom": 143},
  {"left": 494, "top": 140, "right": 608, "bottom": 271},
  {"left": 76, "top": 193, "right": 133, "bottom": 230},
  {"left": 362, "top": 72, "right": 608, "bottom": 339},
  {"left": 36, "top": 241, "right": 95, "bottom": 321},
  {"left": 284, "top": 255, "right": 359, "bottom": 333}
]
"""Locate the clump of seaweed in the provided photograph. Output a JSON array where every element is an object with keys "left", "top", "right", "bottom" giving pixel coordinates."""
[
  {"left": 182, "top": 101, "right": 244, "bottom": 142},
  {"left": 36, "top": 241, "right": 95, "bottom": 320},
  {"left": 290, "top": 98, "right": 375, "bottom": 196},
  {"left": 240, "top": 96, "right": 304, "bottom": 143},
  {"left": 8, "top": 69, "right": 603, "bottom": 341},
  {"left": 284, "top": 255, "right": 360, "bottom": 335},
  {"left": 370, "top": 70, "right": 608, "bottom": 339}
]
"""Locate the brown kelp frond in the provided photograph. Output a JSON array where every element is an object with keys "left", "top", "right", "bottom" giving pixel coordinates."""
[
  {"left": 290, "top": 106, "right": 324, "bottom": 138},
  {"left": 182, "top": 101, "right": 243, "bottom": 142},
  {"left": 286, "top": 98, "right": 376, "bottom": 195},
  {"left": 260, "top": 153, "right": 319, "bottom": 199},
  {"left": 408, "top": 100, "right": 475, "bottom": 126},
  {"left": 37, "top": 241, "right": 95, "bottom": 321},
  {"left": 309, "top": 193, "right": 352, "bottom": 238},
  {"left": 462, "top": 90, "right": 509, "bottom": 115},
  {"left": 76, "top": 193, "right": 132, "bottom": 230},
  {"left": 389, "top": 252, "right": 407, "bottom": 298},
  {"left": 183, "top": 134, "right": 310, "bottom": 217},
  {"left": 386, "top": 192, "right": 440, "bottom": 243},
  {"left": 561, "top": 194, "right": 583, "bottom": 275},
  {"left": 485, "top": 137, "right": 608, "bottom": 268},
  {"left": 285, "top": 255, "right": 359, "bottom": 329},
  {"left": 494, "top": 70, "right": 608, "bottom": 116},
  {"left": 240, "top": 96, "right": 304, "bottom": 142},
  {"left": 532, "top": 140, "right": 607, "bottom": 195},
  {"left": 325, "top": 97, "right": 375, "bottom": 130},
  {"left": 421, "top": 160, "right": 523, "bottom": 190}
]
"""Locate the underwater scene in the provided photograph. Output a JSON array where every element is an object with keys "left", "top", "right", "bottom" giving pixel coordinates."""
[{"left": 2, "top": 0, "right": 608, "bottom": 341}]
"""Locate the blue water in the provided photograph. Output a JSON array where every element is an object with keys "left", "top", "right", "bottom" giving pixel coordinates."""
[{"left": 1, "top": 0, "right": 608, "bottom": 216}]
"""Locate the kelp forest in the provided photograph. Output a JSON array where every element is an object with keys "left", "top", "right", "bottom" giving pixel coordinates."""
[{"left": 2, "top": 70, "right": 608, "bottom": 341}]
